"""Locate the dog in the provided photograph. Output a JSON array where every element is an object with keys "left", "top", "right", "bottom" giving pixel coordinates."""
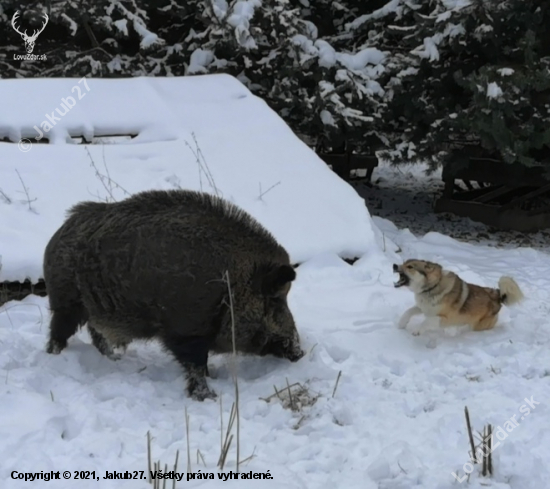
[{"left": 393, "top": 259, "right": 524, "bottom": 333}]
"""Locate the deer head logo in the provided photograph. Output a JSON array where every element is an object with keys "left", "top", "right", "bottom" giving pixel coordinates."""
[{"left": 11, "top": 11, "right": 49, "bottom": 54}]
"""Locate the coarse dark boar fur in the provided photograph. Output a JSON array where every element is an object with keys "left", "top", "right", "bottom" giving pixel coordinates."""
[{"left": 43, "top": 189, "right": 304, "bottom": 401}]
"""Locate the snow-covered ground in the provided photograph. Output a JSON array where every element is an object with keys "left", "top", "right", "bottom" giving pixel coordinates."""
[
  {"left": 357, "top": 161, "right": 550, "bottom": 252},
  {"left": 1, "top": 76, "right": 550, "bottom": 489}
]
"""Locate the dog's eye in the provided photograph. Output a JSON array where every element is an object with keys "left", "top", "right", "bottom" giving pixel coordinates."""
[{"left": 406, "top": 265, "right": 413, "bottom": 270}]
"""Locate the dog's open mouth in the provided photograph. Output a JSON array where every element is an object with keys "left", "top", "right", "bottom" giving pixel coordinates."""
[
  {"left": 393, "top": 264, "right": 410, "bottom": 288},
  {"left": 394, "top": 273, "right": 410, "bottom": 288}
]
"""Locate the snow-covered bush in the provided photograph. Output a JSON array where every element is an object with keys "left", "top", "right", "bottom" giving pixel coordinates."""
[
  {"left": 3, "top": 0, "right": 549, "bottom": 168},
  {"left": 354, "top": 0, "right": 550, "bottom": 171}
]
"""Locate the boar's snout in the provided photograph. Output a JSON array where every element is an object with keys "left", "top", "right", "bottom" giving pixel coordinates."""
[
  {"left": 261, "top": 329, "right": 304, "bottom": 362},
  {"left": 286, "top": 346, "right": 305, "bottom": 362}
]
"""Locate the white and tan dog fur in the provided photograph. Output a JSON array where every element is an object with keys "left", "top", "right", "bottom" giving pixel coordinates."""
[{"left": 393, "top": 259, "right": 524, "bottom": 332}]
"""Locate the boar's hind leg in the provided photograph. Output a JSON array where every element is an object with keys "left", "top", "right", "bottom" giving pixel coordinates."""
[
  {"left": 162, "top": 334, "right": 216, "bottom": 401},
  {"left": 88, "top": 323, "right": 128, "bottom": 361},
  {"left": 46, "top": 304, "right": 88, "bottom": 354}
]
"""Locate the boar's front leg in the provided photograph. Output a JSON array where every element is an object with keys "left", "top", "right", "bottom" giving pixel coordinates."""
[
  {"left": 162, "top": 333, "right": 216, "bottom": 401},
  {"left": 88, "top": 321, "right": 128, "bottom": 361}
]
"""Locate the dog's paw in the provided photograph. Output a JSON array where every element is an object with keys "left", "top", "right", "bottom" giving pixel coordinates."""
[{"left": 409, "top": 325, "right": 425, "bottom": 336}]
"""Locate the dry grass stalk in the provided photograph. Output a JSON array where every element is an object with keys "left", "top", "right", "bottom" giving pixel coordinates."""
[
  {"left": 261, "top": 381, "right": 319, "bottom": 412},
  {"left": 0, "top": 188, "right": 12, "bottom": 204},
  {"left": 273, "top": 384, "right": 283, "bottom": 401},
  {"left": 217, "top": 398, "right": 236, "bottom": 469},
  {"left": 185, "top": 133, "right": 220, "bottom": 197},
  {"left": 153, "top": 462, "right": 159, "bottom": 489},
  {"left": 332, "top": 370, "right": 342, "bottom": 398},
  {"left": 219, "top": 395, "right": 223, "bottom": 456},
  {"left": 15, "top": 169, "right": 37, "bottom": 212},
  {"left": 286, "top": 377, "right": 295, "bottom": 411},
  {"left": 463, "top": 406, "right": 494, "bottom": 480},
  {"left": 258, "top": 181, "right": 281, "bottom": 200},
  {"left": 85, "top": 146, "right": 129, "bottom": 202},
  {"left": 240, "top": 446, "right": 256, "bottom": 466},
  {"left": 481, "top": 424, "right": 493, "bottom": 477},
  {"left": 0, "top": 302, "right": 45, "bottom": 330},
  {"left": 172, "top": 450, "right": 179, "bottom": 489},
  {"left": 224, "top": 270, "right": 241, "bottom": 473},
  {"left": 259, "top": 382, "right": 302, "bottom": 403},
  {"left": 185, "top": 406, "right": 191, "bottom": 474},
  {"left": 464, "top": 407, "right": 477, "bottom": 464},
  {"left": 146, "top": 434, "right": 181, "bottom": 489},
  {"left": 482, "top": 425, "right": 487, "bottom": 476},
  {"left": 147, "top": 431, "right": 152, "bottom": 483},
  {"left": 487, "top": 424, "right": 493, "bottom": 475},
  {"left": 197, "top": 449, "right": 206, "bottom": 467}
]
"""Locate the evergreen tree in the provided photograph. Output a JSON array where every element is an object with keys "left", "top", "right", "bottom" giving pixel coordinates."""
[
  {"left": 6, "top": 0, "right": 548, "bottom": 171},
  {"left": 356, "top": 0, "right": 550, "bottom": 171}
]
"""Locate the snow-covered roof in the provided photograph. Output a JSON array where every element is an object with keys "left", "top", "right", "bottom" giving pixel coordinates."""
[{"left": 0, "top": 74, "right": 383, "bottom": 282}]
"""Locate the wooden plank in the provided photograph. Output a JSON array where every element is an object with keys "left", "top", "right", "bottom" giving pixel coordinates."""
[
  {"left": 500, "top": 182, "right": 550, "bottom": 210},
  {"left": 471, "top": 185, "right": 514, "bottom": 203},
  {"left": 451, "top": 186, "right": 489, "bottom": 201}
]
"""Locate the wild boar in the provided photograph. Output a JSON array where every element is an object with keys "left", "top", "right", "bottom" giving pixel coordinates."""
[{"left": 43, "top": 189, "right": 304, "bottom": 400}]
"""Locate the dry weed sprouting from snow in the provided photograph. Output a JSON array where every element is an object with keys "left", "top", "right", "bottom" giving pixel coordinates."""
[{"left": 261, "top": 380, "right": 320, "bottom": 413}]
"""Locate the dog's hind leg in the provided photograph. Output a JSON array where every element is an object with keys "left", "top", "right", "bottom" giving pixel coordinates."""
[
  {"left": 473, "top": 315, "right": 498, "bottom": 332},
  {"left": 398, "top": 306, "right": 422, "bottom": 329}
]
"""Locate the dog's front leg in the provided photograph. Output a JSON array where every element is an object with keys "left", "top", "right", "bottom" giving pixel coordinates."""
[{"left": 398, "top": 306, "right": 422, "bottom": 329}]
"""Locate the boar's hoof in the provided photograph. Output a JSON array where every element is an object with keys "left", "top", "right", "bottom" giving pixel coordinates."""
[
  {"left": 185, "top": 364, "right": 217, "bottom": 401},
  {"left": 46, "top": 339, "right": 65, "bottom": 355},
  {"left": 107, "top": 345, "right": 128, "bottom": 361},
  {"left": 88, "top": 326, "right": 127, "bottom": 361},
  {"left": 190, "top": 385, "right": 217, "bottom": 402}
]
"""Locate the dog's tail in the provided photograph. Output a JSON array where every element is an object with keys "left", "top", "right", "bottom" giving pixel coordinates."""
[{"left": 498, "top": 276, "right": 524, "bottom": 306}]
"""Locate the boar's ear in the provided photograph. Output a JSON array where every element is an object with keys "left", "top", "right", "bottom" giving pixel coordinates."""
[{"left": 254, "top": 263, "right": 296, "bottom": 297}]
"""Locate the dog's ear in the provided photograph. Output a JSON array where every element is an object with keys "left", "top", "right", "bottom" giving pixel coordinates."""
[{"left": 425, "top": 262, "right": 441, "bottom": 272}]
